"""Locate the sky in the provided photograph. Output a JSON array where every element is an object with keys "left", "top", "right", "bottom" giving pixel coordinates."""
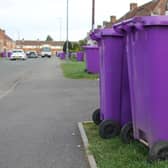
[{"left": 0, "top": 0, "right": 150, "bottom": 41}]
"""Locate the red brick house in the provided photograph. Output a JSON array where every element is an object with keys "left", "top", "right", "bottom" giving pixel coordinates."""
[
  {"left": 103, "top": 0, "right": 168, "bottom": 27},
  {"left": 16, "top": 40, "right": 64, "bottom": 55},
  {"left": 0, "top": 29, "right": 15, "bottom": 53}
]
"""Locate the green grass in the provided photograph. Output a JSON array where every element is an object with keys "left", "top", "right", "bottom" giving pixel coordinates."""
[
  {"left": 83, "top": 122, "right": 168, "bottom": 168},
  {"left": 69, "top": 54, "right": 77, "bottom": 62},
  {"left": 60, "top": 61, "right": 99, "bottom": 80}
]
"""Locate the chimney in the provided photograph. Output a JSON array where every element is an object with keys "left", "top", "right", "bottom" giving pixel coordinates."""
[
  {"left": 0, "top": 29, "right": 5, "bottom": 33},
  {"left": 97, "top": 25, "right": 102, "bottom": 29},
  {"left": 130, "top": 3, "right": 138, "bottom": 11},
  {"left": 0, "top": 29, "right": 5, "bottom": 36},
  {"left": 110, "top": 15, "right": 116, "bottom": 24},
  {"left": 103, "top": 21, "right": 108, "bottom": 27}
]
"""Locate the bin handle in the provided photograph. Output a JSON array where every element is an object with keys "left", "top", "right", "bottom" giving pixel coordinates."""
[
  {"left": 133, "top": 22, "right": 144, "bottom": 31},
  {"left": 113, "top": 22, "right": 143, "bottom": 33},
  {"left": 122, "top": 23, "right": 134, "bottom": 32},
  {"left": 90, "top": 32, "right": 101, "bottom": 41},
  {"left": 95, "top": 33, "right": 101, "bottom": 39},
  {"left": 113, "top": 17, "right": 144, "bottom": 33},
  {"left": 91, "top": 34, "right": 101, "bottom": 41},
  {"left": 113, "top": 23, "right": 125, "bottom": 34},
  {"left": 122, "top": 22, "right": 144, "bottom": 32}
]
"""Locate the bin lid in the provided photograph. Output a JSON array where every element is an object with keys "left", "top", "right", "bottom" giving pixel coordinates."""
[
  {"left": 113, "top": 16, "right": 168, "bottom": 32},
  {"left": 82, "top": 45, "right": 98, "bottom": 49},
  {"left": 101, "top": 28, "right": 124, "bottom": 37},
  {"left": 90, "top": 29, "right": 102, "bottom": 41},
  {"left": 133, "top": 16, "right": 168, "bottom": 26}
]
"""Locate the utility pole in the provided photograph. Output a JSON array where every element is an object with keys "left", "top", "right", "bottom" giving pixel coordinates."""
[
  {"left": 92, "top": 0, "right": 95, "bottom": 31},
  {"left": 66, "top": 0, "right": 69, "bottom": 60}
]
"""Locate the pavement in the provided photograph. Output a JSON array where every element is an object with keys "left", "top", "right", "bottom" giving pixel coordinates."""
[{"left": 0, "top": 57, "right": 99, "bottom": 168}]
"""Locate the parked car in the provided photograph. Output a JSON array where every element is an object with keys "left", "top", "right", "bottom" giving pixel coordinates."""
[
  {"left": 27, "top": 51, "right": 38, "bottom": 58},
  {"left": 10, "top": 49, "right": 27, "bottom": 60},
  {"left": 41, "top": 46, "right": 52, "bottom": 58}
]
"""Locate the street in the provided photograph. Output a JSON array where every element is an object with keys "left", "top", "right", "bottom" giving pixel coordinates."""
[{"left": 0, "top": 57, "right": 99, "bottom": 168}]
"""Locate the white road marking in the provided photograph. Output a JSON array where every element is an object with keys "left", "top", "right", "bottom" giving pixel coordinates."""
[{"left": 0, "top": 80, "right": 20, "bottom": 100}]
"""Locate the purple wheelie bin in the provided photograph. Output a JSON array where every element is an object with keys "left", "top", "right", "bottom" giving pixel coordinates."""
[
  {"left": 8, "top": 52, "right": 12, "bottom": 58},
  {"left": 83, "top": 45, "right": 99, "bottom": 74},
  {"left": 60, "top": 52, "right": 65, "bottom": 60},
  {"left": 90, "top": 28, "right": 132, "bottom": 139},
  {"left": 76, "top": 51, "right": 84, "bottom": 62},
  {"left": 90, "top": 29, "right": 103, "bottom": 125},
  {"left": 114, "top": 16, "right": 168, "bottom": 161},
  {"left": 1, "top": 51, "right": 7, "bottom": 58}
]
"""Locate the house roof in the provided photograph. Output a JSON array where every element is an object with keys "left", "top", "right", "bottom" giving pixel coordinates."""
[
  {"left": 16, "top": 40, "right": 65, "bottom": 46},
  {"left": 5, "top": 34, "right": 13, "bottom": 42},
  {"left": 0, "top": 29, "right": 14, "bottom": 42},
  {"left": 116, "top": 0, "right": 167, "bottom": 23}
]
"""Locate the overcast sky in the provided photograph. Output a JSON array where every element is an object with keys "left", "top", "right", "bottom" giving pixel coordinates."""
[{"left": 0, "top": 0, "right": 150, "bottom": 41}]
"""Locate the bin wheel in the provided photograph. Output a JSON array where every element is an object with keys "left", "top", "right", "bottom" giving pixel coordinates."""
[
  {"left": 87, "top": 71, "right": 92, "bottom": 74},
  {"left": 120, "top": 122, "right": 134, "bottom": 144},
  {"left": 84, "top": 69, "right": 88, "bottom": 73},
  {"left": 92, "top": 108, "right": 101, "bottom": 125},
  {"left": 148, "top": 141, "right": 168, "bottom": 162},
  {"left": 99, "top": 120, "right": 120, "bottom": 139}
]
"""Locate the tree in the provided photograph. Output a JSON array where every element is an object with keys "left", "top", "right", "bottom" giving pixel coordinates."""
[
  {"left": 63, "top": 41, "right": 72, "bottom": 52},
  {"left": 71, "top": 42, "right": 80, "bottom": 52},
  {"left": 79, "top": 39, "right": 87, "bottom": 51},
  {"left": 46, "top": 35, "right": 53, "bottom": 41}
]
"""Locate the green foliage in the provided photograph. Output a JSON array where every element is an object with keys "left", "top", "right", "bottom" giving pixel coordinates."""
[
  {"left": 79, "top": 39, "right": 87, "bottom": 51},
  {"left": 69, "top": 54, "right": 77, "bottom": 62},
  {"left": 83, "top": 123, "right": 168, "bottom": 168},
  {"left": 46, "top": 35, "right": 53, "bottom": 41},
  {"left": 69, "top": 39, "right": 87, "bottom": 52},
  {"left": 63, "top": 41, "right": 73, "bottom": 52},
  {"left": 71, "top": 42, "right": 80, "bottom": 52}
]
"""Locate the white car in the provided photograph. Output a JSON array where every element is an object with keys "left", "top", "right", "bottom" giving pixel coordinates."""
[{"left": 10, "top": 49, "right": 27, "bottom": 60}]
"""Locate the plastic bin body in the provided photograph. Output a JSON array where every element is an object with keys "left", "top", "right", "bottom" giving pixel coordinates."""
[
  {"left": 1, "top": 52, "right": 7, "bottom": 57},
  {"left": 90, "top": 29, "right": 104, "bottom": 118},
  {"left": 76, "top": 52, "right": 84, "bottom": 61},
  {"left": 90, "top": 28, "right": 132, "bottom": 126},
  {"left": 83, "top": 46, "right": 99, "bottom": 74},
  {"left": 8, "top": 52, "right": 12, "bottom": 58},
  {"left": 114, "top": 16, "right": 168, "bottom": 147},
  {"left": 60, "top": 52, "right": 65, "bottom": 60},
  {"left": 101, "top": 29, "right": 131, "bottom": 125}
]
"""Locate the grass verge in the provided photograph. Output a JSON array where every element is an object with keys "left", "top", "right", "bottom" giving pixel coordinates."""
[
  {"left": 60, "top": 61, "right": 98, "bottom": 80},
  {"left": 83, "top": 122, "right": 168, "bottom": 168}
]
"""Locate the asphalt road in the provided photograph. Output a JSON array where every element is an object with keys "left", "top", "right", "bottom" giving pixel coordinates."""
[{"left": 0, "top": 57, "right": 99, "bottom": 168}]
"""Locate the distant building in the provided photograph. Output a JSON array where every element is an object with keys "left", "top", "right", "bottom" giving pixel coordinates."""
[
  {"left": 16, "top": 40, "right": 65, "bottom": 55},
  {"left": 0, "top": 29, "right": 15, "bottom": 53}
]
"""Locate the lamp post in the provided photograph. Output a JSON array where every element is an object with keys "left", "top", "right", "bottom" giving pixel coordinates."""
[
  {"left": 66, "top": 0, "right": 69, "bottom": 60},
  {"left": 92, "top": 0, "right": 95, "bottom": 31}
]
